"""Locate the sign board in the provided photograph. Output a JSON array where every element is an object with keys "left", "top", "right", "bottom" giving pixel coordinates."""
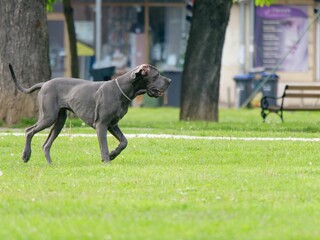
[{"left": 254, "top": 5, "right": 308, "bottom": 72}]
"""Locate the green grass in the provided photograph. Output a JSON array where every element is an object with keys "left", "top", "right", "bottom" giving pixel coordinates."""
[
  {"left": 7, "top": 107, "right": 320, "bottom": 137},
  {"left": 1, "top": 108, "right": 320, "bottom": 239}
]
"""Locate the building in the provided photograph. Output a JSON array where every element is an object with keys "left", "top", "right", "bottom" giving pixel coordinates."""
[{"left": 48, "top": 0, "right": 320, "bottom": 107}]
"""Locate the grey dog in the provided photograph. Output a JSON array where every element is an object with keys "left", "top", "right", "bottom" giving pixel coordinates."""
[{"left": 9, "top": 64, "right": 171, "bottom": 164}]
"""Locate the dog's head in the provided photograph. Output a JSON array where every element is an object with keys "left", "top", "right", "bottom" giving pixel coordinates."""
[{"left": 131, "top": 64, "right": 171, "bottom": 98}]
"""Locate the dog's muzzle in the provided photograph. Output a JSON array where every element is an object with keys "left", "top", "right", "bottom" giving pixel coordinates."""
[
  {"left": 147, "top": 87, "right": 165, "bottom": 98},
  {"left": 147, "top": 76, "right": 171, "bottom": 98}
]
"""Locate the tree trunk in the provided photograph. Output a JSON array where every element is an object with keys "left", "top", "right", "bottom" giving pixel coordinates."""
[
  {"left": 0, "top": 0, "right": 50, "bottom": 125},
  {"left": 180, "top": 0, "right": 232, "bottom": 122},
  {"left": 63, "top": 0, "right": 79, "bottom": 78}
]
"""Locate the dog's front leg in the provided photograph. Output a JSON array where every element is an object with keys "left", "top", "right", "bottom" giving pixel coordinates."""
[
  {"left": 95, "top": 123, "right": 110, "bottom": 163},
  {"left": 108, "top": 124, "right": 128, "bottom": 160}
]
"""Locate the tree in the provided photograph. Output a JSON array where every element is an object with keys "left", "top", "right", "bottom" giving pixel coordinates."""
[
  {"left": 180, "top": 0, "right": 276, "bottom": 122},
  {"left": 180, "top": 0, "right": 233, "bottom": 121},
  {"left": 0, "top": 0, "right": 51, "bottom": 125},
  {"left": 62, "top": 0, "right": 79, "bottom": 78},
  {"left": 47, "top": 0, "right": 79, "bottom": 78}
]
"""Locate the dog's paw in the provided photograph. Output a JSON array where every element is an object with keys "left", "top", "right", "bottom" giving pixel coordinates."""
[
  {"left": 102, "top": 159, "right": 111, "bottom": 164},
  {"left": 22, "top": 151, "right": 31, "bottom": 163},
  {"left": 109, "top": 151, "right": 117, "bottom": 160},
  {"left": 101, "top": 155, "right": 111, "bottom": 163}
]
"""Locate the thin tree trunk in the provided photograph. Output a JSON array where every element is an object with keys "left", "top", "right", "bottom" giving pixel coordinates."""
[
  {"left": 0, "top": 0, "right": 50, "bottom": 125},
  {"left": 63, "top": 0, "right": 79, "bottom": 78},
  {"left": 180, "top": 0, "right": 232, "bottom": 122}
]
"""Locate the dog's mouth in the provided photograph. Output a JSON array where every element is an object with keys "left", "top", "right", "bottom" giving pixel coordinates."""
[{"left": 147, "top": 87, "right": 165, "bottom": 98}]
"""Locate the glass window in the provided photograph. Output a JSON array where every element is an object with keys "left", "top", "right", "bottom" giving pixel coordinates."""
[
  {"left": 71, "top": 2, "right": 187, "bottom": 73},
  {"left": 99, "top": 6, "right": 146, "bottom": 69},
  {"left": 48, "top": 21, "right": 65, "bottom": 78},
  {"left": 148, "top": 0, "right": 184, "bottom": 2},
  {"left": 72, "top": 0, "right": 183, "bottom": 3},
  {"left": 149, "top": 6, "right": 187, "bottom": 70}
]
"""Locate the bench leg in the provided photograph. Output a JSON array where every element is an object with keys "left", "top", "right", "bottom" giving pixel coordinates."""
[
  {"left": 279, "top": 109, "right": 284, "bottom": 122},
  {"left": 261, "top": 109, "right": 285, "bottom": 123},
  {"left": 261, "top": 110, "right": 267, "bottom": 123}
]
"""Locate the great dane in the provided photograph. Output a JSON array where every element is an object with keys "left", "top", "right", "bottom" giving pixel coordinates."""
[{"left": 9, "top": 64, "right": 171, "bottom": 164}]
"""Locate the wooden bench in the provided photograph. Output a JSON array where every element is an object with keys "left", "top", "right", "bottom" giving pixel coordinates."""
[{"left": 260, "top": 85, "right": 320, "bottom": 122}]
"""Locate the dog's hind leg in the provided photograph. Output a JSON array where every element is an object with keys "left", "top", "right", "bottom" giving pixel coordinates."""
[
  {"left": 23, "top": 120, "right": 55, "bottom": 162},
  {"left": 108, "top": 124, "right": 128, "bottom": 161},
  {"left": 22, "top": 104, "right": 58, "bottom": 162},
  {"left": 22, "top": 125, "right": 34, "bottom": 162},
  {"left": 42, "top": 109, "right": 67, "bottom": 164}
]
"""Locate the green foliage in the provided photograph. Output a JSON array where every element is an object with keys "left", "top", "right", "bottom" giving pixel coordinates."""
[
  {"left": 255, "top": 0, "right": 276, "bottom": 7},
  {"left": 11, "top": 117, "right": 37, "bottom": 128},
  {"left": 233, "top": 0, "right": 276, "bottom": 6},
  {"left": 46, "top": 0, "right": 57, "bottom": 12}
]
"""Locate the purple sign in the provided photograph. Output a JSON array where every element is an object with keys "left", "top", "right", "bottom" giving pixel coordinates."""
[{"left": 254, "top": 5, "right": 308, "bottom": 72}]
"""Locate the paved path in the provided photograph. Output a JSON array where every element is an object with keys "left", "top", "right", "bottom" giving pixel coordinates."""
[{"left": 1, "top": 132, "right": 320, "bottom": 142}]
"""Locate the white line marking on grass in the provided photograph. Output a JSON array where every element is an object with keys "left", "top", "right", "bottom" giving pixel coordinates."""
[{"left": 1, "top": 132, "right": 320, "bottom": 142}]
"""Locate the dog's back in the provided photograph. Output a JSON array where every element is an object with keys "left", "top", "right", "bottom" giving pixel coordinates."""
[{"left": 37, "top": 78, "right": 106, "bottom": 126}]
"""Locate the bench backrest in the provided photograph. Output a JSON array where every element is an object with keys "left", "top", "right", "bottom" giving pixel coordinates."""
[
  {"left": 286, "top": 85, "right": 320, "bottom": 91},
  {"left": 283, "top": 85, "right": 320, "bottom": 98}
]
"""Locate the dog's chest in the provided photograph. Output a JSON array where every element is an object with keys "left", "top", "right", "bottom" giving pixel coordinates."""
[{"left": 107, "top": 106, "right": 129, "bottom": 126}]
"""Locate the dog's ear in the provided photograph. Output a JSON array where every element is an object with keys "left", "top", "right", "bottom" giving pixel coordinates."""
[
  {"left": 139, "top": 64, "right": 149, "bottom": 76},
  {"left": 130, "top": 64, "right": 150, "bottom": 79}
]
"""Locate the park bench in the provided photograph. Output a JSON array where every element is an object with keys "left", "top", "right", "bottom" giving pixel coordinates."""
[{"left": 260, "top": 85, "right": 320, "bottom": 122}]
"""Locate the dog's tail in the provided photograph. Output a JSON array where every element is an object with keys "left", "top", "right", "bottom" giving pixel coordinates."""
[{"left": 9, "top": 64, "right": 44, "bottom": 94}]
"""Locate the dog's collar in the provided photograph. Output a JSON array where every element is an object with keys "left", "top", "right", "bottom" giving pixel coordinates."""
[{"left": 115, "top": 78, "right": 132, "bottom": 102}]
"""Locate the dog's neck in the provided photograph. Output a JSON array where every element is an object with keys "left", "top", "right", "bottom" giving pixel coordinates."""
[
  {"left": 115, "top": 79, "right": 132, "bottom": 101},
  {"left": 132, "top": 77, "right": 147, "bottom": 97},
  {"left": 116, "top": 74, "right": 147, "bottom": 101}
]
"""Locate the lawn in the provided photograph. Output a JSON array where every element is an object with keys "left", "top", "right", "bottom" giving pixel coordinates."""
[{"left": 1, "top": 108, "right": 320, "bottom": 239}]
